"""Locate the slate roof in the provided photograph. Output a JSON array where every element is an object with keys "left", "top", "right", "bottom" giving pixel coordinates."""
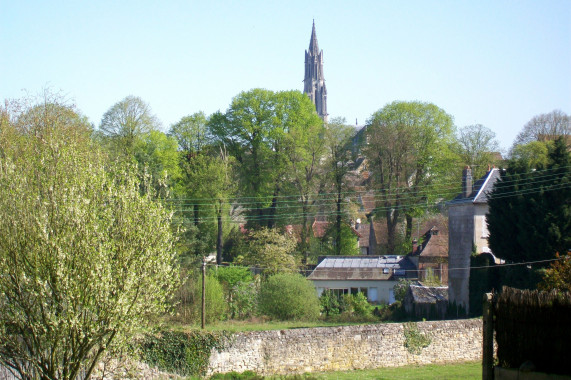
[
  {"left": 408, "top": 285, "right": 448, "bottom": 304},
  {"left": 450, "top": 168, "right": 501, "bottom": 205},
  {"left": 308, "top": 255, "right": 415, "bottom": 281}
]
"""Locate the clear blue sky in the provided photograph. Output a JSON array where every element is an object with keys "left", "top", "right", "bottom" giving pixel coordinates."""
[{"left": 2, "top": 0, "right": 570, "bottom": 151}]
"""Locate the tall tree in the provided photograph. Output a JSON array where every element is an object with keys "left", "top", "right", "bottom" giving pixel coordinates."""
[
  {"left": 279, "top": 90, "right": 326, "bottom": 261},
  {"left": 456, "top": 124, "right": 501, "bottom": 179},
  {"left": 208, "top": 89, "right": 288, "bottom": 229},
  {"left": 323, "top": 117, "right": 355, "bottom": 255},
  {"left": 364, "top": 101, "right": 456, "bottom": 253},
  {"left": 169, "top": 111, "right": 208, "bottom": 156},
  {"left": 0, "top": 95, "right": 177, "bottom": 380},
  {"left": 99, "top": 95, "right": 159, "bottom": 155},
  {"left": 487, "top": 136, "right": 570, "bottom": 263},
  {"left": 133, "top": 130, "right": 182, "bottom": 196},
  {"left": 512, "top": 109, "right": 570, "bottom": 148}
]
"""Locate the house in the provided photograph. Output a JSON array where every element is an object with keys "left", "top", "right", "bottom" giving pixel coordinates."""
[
  {"left": 403, "top": 285, "right": 449, "bottom": 320},
  {"left": 307, "top": 255, "right": 416, "bottom": 304},
  {"left": 447, "top": 166, "right": 500, "bottom": 313},
  {"left": 409, "top": 226, "right": 449, "bottom": 285}
]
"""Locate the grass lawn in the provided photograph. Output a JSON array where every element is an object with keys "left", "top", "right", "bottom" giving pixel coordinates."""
[
  {"left": 205, "top": 362, "right": 481, "bottom": 380},
  {"left": 305, "top": 361, "right": 481, "bottom": 380}
]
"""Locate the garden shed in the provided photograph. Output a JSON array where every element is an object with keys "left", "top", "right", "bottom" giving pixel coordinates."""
[{"left": 403, "top": 284, "right": 449, "bottom": 320}]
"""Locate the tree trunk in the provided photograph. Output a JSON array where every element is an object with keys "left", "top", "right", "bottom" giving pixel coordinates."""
[{"left": 405, "top": 214, "right": 413, "bottom": 243}]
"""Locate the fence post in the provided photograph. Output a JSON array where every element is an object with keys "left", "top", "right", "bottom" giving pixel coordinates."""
[{"left": 482, "top": 292, "right": 494, "bottom": 380}]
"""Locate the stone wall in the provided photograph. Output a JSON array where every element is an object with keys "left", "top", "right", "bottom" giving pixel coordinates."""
[{"left": 207, "top": 319, "right": 483, "bottom": 376}]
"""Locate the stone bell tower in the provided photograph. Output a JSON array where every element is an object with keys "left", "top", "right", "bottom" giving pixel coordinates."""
[{"left": 303, "top": 20, "right": 328, "bottom": 123}]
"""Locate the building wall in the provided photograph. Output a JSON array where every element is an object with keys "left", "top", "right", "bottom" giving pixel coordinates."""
[
  {"left": 474, "top": 204, "right": 490, "bottom": 253},
  {"left": 448, "top": 203, "right": 474, "bottom": 312},
  {"left": 207, "top": 319, "right": 483, "bottom": 376},
  {"left": 311, "top": 279, "right": 398, "bottom": 304}
]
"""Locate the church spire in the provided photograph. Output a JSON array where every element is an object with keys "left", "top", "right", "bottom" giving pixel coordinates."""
[
  {"left": 308, "top": 19, "right": 319, "bottom": 55},
  {"left": 303, "top": 20, "right": 328, "bottom": 123}
]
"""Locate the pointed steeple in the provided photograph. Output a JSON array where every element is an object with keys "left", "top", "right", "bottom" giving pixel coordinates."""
[
  {"left": 303, "top": 20, "right": 328, "bottom": 123},
  {"left": 308, "top": 19, "right": 319, "bottom": 55}
]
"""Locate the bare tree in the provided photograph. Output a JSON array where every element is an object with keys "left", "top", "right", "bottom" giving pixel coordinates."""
[{"left": 512, "top": 110, "right": 570, "bottom": 148}]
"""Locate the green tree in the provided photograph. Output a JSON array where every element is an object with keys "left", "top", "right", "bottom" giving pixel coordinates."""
[
  {"left": 510, "top": 140, "right": 550, "bottom": 169},
  {"left": 487, "top": 137, "right": 570, "bottom": 263},
  {"left": 134, "top": 130, "right": 182, "bottom": 195},
  {"left": 280, "top": 90, "right": 326, "bottom": 261},
  {"left": 258, "top": 273, "right": 320, "bottom": 321},
  {"left": 209, "top": 89, "right": 288, "bottom": 228},
  {"left": 456, "top": 124, "right": 501, "bottom": 179},
  {"left": 169, "top": 111, "right": 208, "bottom": 155},
  {"left": 99, "top": 95, "right": 159, "bottom": 156},
  {"left": 0, "top": 96, "right": 178, "bottom": 380},
  {"left": 321, "top": 222, "right": 360, "bottom": 256},
  {"left": 364, "top": 101, "right": 457, "bottom": 253},
  {"left": 323, "top": 117, "right": 357, "bottom": 255},
  {"left": 236, "top": 228, "right": 299, "bottom": 275}
]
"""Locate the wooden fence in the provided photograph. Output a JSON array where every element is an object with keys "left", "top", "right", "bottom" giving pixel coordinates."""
[{"left": 483, "top": 287, "right": 571, "bottom": 379}]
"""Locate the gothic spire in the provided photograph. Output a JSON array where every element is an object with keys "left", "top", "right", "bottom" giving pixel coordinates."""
[
  {"left": 303, "top": 20, "right": 328, "bottom": 123},
  {"left": 308, "top": 19, "right": 319, "bottom": 55}
]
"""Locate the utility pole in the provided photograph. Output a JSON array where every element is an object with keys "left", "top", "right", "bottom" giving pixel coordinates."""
[{"left": 201, "top": 256, "right": 206, "bottom": 329}]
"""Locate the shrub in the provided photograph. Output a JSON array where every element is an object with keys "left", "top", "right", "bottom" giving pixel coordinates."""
[
  {"left": 231, "top": 281, "right": 259, "bottom": 320},
  {"left": 319, "top": 289, "right": 341, "bottom": 316},
  {"left": 192, "top": 274, "right": 227, "bottom": 323},
  {"left": 258, "top": 273, "right": 320, "bottom": 321}
]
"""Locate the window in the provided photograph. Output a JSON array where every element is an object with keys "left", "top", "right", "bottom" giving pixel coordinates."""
[{"left": 383, "top": 268, "right": 390, "bottom": 274}]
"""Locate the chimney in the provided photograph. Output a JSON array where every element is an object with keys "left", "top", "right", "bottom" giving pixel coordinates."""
[
  {"left": 412, "top": 239, "right": 418, "bottom": 254},
  {"left": 462, "top": 166, "right": 473, "bottom": 198}
]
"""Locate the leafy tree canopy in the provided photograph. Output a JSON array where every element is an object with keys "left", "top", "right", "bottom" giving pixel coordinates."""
[
  {"left": 364, "top": 101, "right": 457, "bottom": 253},
  {"left": 0, "top": 95, "right": 178, "bottom": 380}
]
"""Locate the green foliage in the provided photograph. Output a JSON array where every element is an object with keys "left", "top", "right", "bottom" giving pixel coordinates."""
[
  {"left": 539, "top": 252, "right": 571, "bottom": 293},
  {"left": 403, "top": 323, "right": 432, "bottom": 355},
  {"left": 231, "top": 281, "right": 259, "bottom": 320},
  {"left": 139, "top": 330, "right": 231, "bottom": 376},
  {"left": 364, "top": 101, "right": 457, "bottom": 252},
  {"left": 341, "top": 293, "right": 371, "bottom": 317},
  {"left": 237, "top": 228, "right": 299, "bottom": 275},
  {"left": 194, "top": 275, "right": 228, "bottom": 324},
  {"left": 211, "top": 266, "right": 257, "bottom": 320},
  {"left": 393, "top": 279, "right": 413, "bottom": 303},
  {"left": 488, "top": 136, "right": 570, "bottom": 263},
  {"left": 209, "top": 370, "right": 264, "bottom": 380},
  {"left": 258, "top": 273, "right": 320, "bottom": 321},
  {"left": 0, "top": 95, "right": 178, "bottom": 380},
  {"left": 321, "top": 223, "right": 360, "bottom": 256},
  {"left": 510, "top": 140, "right": 550, "bottom": 169},
  {"left": 319, "top": 290, "right": 341, "bottom": 316},
  {"left": 134, "top": 129, "right": 182, "bottom": 194},
  {"left": 212, "top": 266, "right": 253, "bottom": 289},
  {"left": 169, "top": 111, "right": 208, "bottom": 154}
]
